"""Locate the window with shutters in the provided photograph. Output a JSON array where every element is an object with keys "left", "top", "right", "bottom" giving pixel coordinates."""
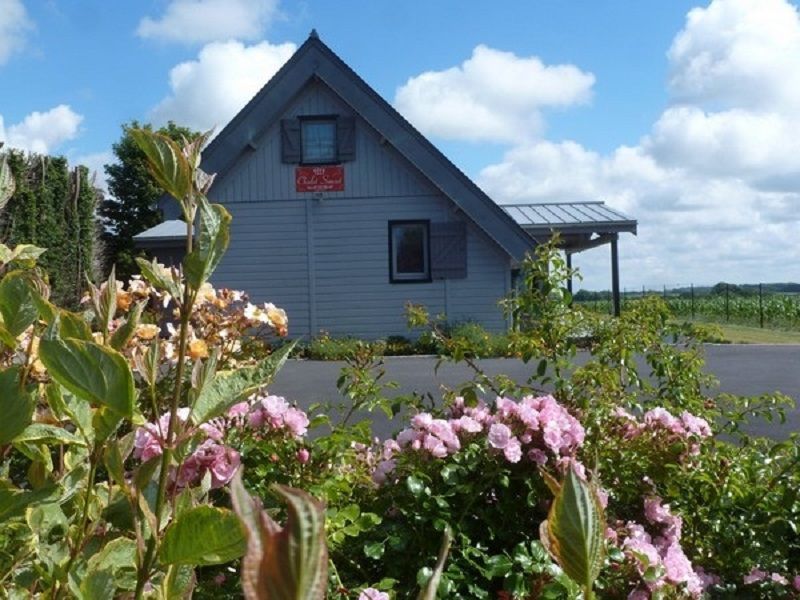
[
  {"left": 389, "top": 221, "right": 430, "bottom": 283},
  {"left": 281, "top": 116, "right": 356, "bottom": 164}
]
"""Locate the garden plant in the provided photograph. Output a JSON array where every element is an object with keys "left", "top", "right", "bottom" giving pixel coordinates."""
[{"left": 0, "top": 131, "right": 798, "bottom": 599}]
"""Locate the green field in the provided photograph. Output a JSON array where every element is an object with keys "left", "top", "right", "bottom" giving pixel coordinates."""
[{"left": 578, "top": 291, "right": 800, "bottom": 332}]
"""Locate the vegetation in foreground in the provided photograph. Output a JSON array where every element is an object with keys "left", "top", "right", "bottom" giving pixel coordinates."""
[{"left": 0, "top": 133, "right": 798, "bottom": 599}]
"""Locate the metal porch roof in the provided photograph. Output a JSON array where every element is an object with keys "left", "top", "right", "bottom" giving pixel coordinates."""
[{"left": 501, "top": 201, "right": 637, "bottom": 235}]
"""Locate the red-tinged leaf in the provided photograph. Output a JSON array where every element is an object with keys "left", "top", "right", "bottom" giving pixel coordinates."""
[{"left": 230, "top": 471, "right": 328, "bottom": 600}]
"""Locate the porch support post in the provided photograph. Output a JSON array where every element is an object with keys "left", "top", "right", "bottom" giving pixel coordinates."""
[
  {"left": 565, "top": 251, "right": 573, "bottom": 298},
  {"left": 610, "top": 233, "right": 620, "bottom": 317}
]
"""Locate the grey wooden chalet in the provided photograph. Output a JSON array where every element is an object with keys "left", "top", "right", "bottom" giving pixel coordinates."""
[{"left": 135, "top": 31, "right": 636, "bottom": 338}]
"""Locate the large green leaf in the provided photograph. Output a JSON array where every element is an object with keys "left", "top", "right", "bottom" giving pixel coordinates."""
[
  {"left": 160, "top": 506, "right": 246, "bottom": 566},
  {"left": 85, "top": 537, "right": 138, "bottom": 592},
  {"left": 230, "top": 474, "right": 328, "bottom": 600},
  {"left": 0, "top": 270, "right": 38, "bottom": 338},
  {"left": 13, "top": 423, "right": 85, "bottom": 447},
  {"left": 33, "top": 294, "right": 93, "bottom": 341},
  {"left": 130, "top": 129, "right": 192, "bottom": 204},
  {"left": 183, "top": 195, "right": 231, "bottom": 289},
  {"left": 191, "top": 340, "right": 296, "bottom": 425},
  {"left": 0, "top": 484, "right": 58, "bottom": 522},
  {"left": 540, "top": 466, "right": 605, "bottom": 595},
  {"left": 38, "top": 322, "right": 135, "bottom": 418},
  {"left": 0, "top": 367, "right": 34, "bottom": 444},
  {"left": 0, "top": 154, "right": 14, "bottom": 209}
]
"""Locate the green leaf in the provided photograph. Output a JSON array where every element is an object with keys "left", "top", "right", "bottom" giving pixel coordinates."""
[
  {"left": 0, "top": 484, "right": 58, "bottom": 522},
  {"left": 80, "top": 569, "right": 115, "bottom": 600},
  {"left": 160, "top": 506, "right": 246, "bottom": 566},
  {"left": 33, "top": 294, "right": 93, "bottom": 341},
  {"left": 191, "top": 340, "right": 296, "bottom": 425},
  {"left": 136, "top": 257, "right": 183, "bottom": 301},
  {"left": 539, "top": 466, "right": 605, "bottom": 595},
  {"left": 39, "top": 322, "right": 135, "bottom": 418},
  {"left": 86, "top": 537, "right": 138, "bottom": 592},
  {"left": 230, "top": 473, "right": 328, "bottom": 600},
  {"left": 364, "top": 541, "right": 385, "bottom": 560},
  {"left": 0, "top": 154, "right": 15, "bottom": 209},
  {"left": 110, "top": 301, "right": 144, "bottom": 351},
  {"left": 0, "top": 270, "right": 38, "bottom": 337},
  {"left": 406, "top": 475, "right": 425, "bottom": 497},
  {"left": 163, "top": 565, "right": 196, "bottom": 600},
  {"left": 130, "top": 129, "right": 192, "bottom": 204},
  {"left": 13, "top": 423, "right": 85, "bottom": 447},
  {"left": 183, "top": 195, "right": 231, "bottom": 289},
  {"left": 0, "top": 367, "right": 34, "bottom": 444}
]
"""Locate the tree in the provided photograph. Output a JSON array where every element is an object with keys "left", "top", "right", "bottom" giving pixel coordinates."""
[
  {"left": 100, "top": 121, "right": 199, "bottom": 279},
  {"left": 0, "top": 149, "right": 100, "bottom": 307}
]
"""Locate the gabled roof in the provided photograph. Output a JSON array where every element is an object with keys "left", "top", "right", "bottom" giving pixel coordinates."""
[{"left": 199, "top": 30, "right": 536, "bottom": 262}]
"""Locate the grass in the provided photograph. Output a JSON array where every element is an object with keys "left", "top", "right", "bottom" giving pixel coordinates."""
[{"left": 684, "top": 320, "right": 800, "bottom": 344}]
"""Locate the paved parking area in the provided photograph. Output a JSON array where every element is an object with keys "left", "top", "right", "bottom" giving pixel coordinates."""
[{"left": 270, "top": 345, "right": 800, "bottom": 439}]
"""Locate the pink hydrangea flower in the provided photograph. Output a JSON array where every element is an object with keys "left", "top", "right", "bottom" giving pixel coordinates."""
[
  {"left": 296, "top": 448, "right": 310, "bottom": 464},
  {"left": 359, "top": 589, "right": 389, "bottom": 600},
  {"left": 793, "top": 575, "right": 800, "bottom": 591}
]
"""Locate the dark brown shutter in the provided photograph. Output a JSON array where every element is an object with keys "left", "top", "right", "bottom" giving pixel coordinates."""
[
  {"left": 431, "top": 221, "right": 467, "bottom": 279},
  {"left": 280, "top": 118, "right": 301, "bottom": 163},
  {"left": 337, "top": 116, "right": 356, "bottom": 161}
]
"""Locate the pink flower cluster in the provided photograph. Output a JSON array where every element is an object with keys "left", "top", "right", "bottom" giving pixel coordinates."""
[
  {"left": 618, "top": 496, "right": 714, "bottom": 598},
  {"left": 370, "top": 394, "right": 584, "bottom": 484},
  {"left": 245, "top": 394, "right": 309, "bottom": 437},
  {"left": 613, "top": 407, "right": 712, "bottom": 456},
  {"left": 133, "top": 394, "right": 310, "bottom": 489},
  {"left": 133, "top": 407, "right": 241, "bottom": 490},
  {"left": 743, "top": 567, "right": 800, "bottom": 591}
]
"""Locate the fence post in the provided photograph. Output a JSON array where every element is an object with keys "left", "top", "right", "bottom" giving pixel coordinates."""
[
  {"left": 691, "top": 284, "right": 695, "bottom": 320},
  {"left": 725, "top": 283, "right": 730, "bottom": 322},
  {"left": 759, "top": 283, "right": 764, "bottom": 329}
]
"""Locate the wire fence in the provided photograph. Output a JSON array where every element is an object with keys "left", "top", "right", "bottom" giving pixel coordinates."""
[{"left": 574, "top": 283, "right": 800, "bottom": 330}]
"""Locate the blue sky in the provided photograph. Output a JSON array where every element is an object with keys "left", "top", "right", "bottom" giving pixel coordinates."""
[{"left": 2, "top": 0, "right": 799, "bottom": 289}]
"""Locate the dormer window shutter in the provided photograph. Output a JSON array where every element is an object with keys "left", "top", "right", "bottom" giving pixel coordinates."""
[
  {"left": 431, "top": 221, "right": 467, "bottom": 279},
  {"left": 281, "top": 118, "right": 302, "bottom": 163},
  {"left": 337, "top": 116, "right": 356, "bottom": 161}
]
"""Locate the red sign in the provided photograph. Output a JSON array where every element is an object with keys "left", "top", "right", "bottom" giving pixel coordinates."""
[{"left": 295, "top": 166, "right": 344, "bottom": 192}]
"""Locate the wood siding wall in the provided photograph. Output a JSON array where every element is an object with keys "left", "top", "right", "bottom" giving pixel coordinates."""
[{"left": 208, "top": 81, "right": 512, "bottom": 339}]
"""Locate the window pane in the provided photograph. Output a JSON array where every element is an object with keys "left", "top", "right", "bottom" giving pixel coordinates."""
[
  {"left": 302, "top": 121, "right": 337, "bottom": 163},
  {"left": 392, "top": 223, "right": 428, "bottom": 282}
]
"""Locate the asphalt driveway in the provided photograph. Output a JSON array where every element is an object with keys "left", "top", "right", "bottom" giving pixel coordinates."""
[{"left": 270, "top": 344, "right": 800, "bottom": 440}]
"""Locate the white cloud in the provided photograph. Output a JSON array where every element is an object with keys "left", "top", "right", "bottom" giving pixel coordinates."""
[
  {"left": 0, "top": 105, "right": 83, "bottom": 154},
  {"left": 0, "top": 0, "right": 32, "bottom": 64},
  {"left": 472, "top": 0, "right": 800, "bottom": 288},
  {"left": 137, "top": 0, "right": 280, "bottom": 44},
  {"left": 394, "top": 45, "right": 595, "bottom": 143},
  {"left": 150, "top": 40, "right": 296, "bottom": 132}
]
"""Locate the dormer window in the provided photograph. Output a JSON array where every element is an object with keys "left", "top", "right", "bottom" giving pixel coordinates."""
[{"left": 301, "top": 118, "right": 337, "bottom": 164}]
